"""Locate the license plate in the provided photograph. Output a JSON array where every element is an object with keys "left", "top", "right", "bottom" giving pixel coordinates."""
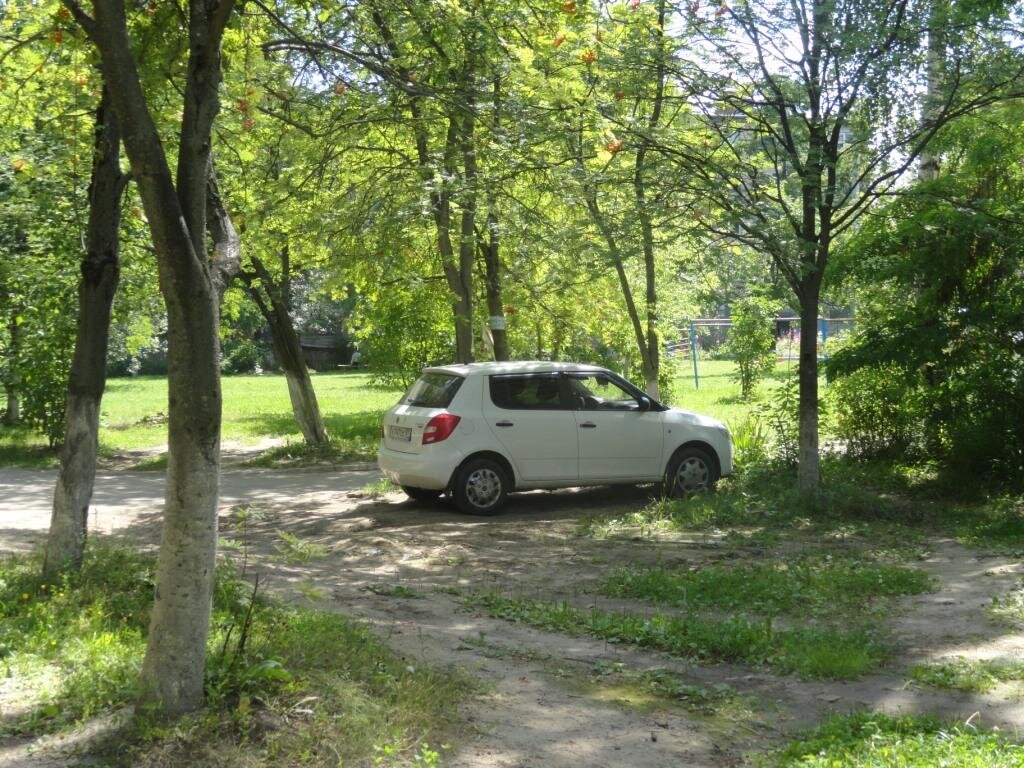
[{"left": 388, "top": 425, "right": 412, "bottom": 442}]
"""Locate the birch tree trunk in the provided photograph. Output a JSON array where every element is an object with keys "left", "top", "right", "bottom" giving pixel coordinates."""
[{"left": 44, "top": 91, "right": 125, "bottom": 577}]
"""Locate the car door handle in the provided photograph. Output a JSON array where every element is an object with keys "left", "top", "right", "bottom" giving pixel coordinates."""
[
  {"left": 579, "top": 422, "right": 597, "bottom": 428},
  {"left": 495, "top": 420, "right": 514, "bottom": 427}
]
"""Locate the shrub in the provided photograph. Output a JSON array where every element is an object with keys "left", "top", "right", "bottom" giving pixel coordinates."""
[
  {"left": 724, "top": 297, "right": 779, "bottom": 400},
  {"left": 221, "top": 338, "right": 264, "bottom": 374},
  {"left": 827, "top": 363, "right": 924, "bottom": 459}
]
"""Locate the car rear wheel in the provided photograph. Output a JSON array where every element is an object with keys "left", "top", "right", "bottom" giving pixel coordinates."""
[
  {"left": 452, "top": 458, "right": 508, "bottom": 515},
  {"left": 402, "top": 486, "right": 443, "bottom": 503},
  {"left": 664, "top": 446, "right": 719, "bottom": 497}
]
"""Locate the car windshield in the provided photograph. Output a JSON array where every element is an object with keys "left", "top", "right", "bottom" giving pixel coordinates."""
[{"left": 401, "top": 372, "right": 464, "bottom": 408}]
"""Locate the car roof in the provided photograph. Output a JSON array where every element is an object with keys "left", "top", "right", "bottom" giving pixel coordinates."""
[{"left": 423, "top": 361, "right": 610, "bottom": 377}]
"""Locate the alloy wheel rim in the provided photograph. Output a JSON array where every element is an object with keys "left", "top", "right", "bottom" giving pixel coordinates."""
[
  {"left": 675, "top": 457, "right": 709, "bottom": 493},
  {"left": 466, "top": 467, "right": 502, "bottom": 508}
]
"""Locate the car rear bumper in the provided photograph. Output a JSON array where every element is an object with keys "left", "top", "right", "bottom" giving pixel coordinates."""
[{"left": 377, "top": 444, "right": 462, "bottom": 491}]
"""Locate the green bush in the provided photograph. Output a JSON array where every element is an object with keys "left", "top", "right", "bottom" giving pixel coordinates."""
[
  {"left": 827, "top": 362, "right": 924, "bottom": 458},
  {"left": 754, "top": 377, "right": 802, "bottom": 466},
  {"left": 725, "top": 297, "right": 779, "bottom": 400},
  {"left": 220, "top": 338, "right": 265, "bottom": 374}
]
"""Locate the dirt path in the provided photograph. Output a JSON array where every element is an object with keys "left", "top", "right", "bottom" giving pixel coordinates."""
[{"left": 1, "top": 468, "right": 1022, "bottom": 767}]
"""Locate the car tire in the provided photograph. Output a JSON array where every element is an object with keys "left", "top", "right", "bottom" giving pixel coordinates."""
[
  {"left": 402, "top": 486, "right": 443, "bottom": 503},
  {"left": 664, "top": 446, "right": 719, "bottom": 498},
  {"left": 452, "top": 458, "right": 508, "bottom": 515}
]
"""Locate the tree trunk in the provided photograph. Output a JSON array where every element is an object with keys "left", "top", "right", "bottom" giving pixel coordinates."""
[
  {"left": 797, "top": 293, "right": 821, "bottom": 493},
  {"left": 634, "top": 159, "right": 660, "bottom": 400},
  {"left": 44, "top": 91, "right": 125, "bottom": 577},
  {"left": 369, "top": 9, "right": 475, "bottom": 364},
  {"left": 2, "top": 315, "right": 20, "bottom": 425},
  {"left": 482, "top": 207, "right": 509, "bottom": 362},
  {"left": 482, "top": 77, "right": 509, "bottom": 362},
  {"left": 2, "top": 387, "right": 17, "bottom": 425},
  {"left": 453, "top": 52, "right": 478, "bottom": 364},
  {"left": 242, "top": 253, "right": 329, "bottom": 447},
  {"left": 919, "top": 0, "right": 948, "bottom": 182},
  {"left": 76, "top": 0, "right": 236, "bottom": 718},
  {"left": 583, "top": 188, "right": 657, "bottom": 396}
]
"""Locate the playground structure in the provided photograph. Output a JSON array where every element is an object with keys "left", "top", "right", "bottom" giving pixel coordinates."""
[{"left": 669, "top": 317, "right": 855, "bottom": 389}]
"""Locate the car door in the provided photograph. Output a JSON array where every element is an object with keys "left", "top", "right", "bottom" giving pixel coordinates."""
[
  {"left": 566, "top": 372, "right": 664, "bottom": 481},
  {"left": 482, "top": 373, "right": 579, "bottom": 483}
]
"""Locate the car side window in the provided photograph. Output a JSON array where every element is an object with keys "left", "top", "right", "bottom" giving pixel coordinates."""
[
  {"left": 567, "top": 373, "right": 640, "bottom": 411},
  {"left": 489, "top": 374, "right": 567, "bottom": 410}
]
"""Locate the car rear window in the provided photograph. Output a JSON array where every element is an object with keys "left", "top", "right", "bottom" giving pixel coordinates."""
[{"left": 401, "top": 372, "right": 464, "bottom": 408}]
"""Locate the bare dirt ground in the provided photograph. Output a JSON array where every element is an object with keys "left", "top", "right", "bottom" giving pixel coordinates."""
[{"left": 1, "top": 465, "right": 1022, "bottom": 767}]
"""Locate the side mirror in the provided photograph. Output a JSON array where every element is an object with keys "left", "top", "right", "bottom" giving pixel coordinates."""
[{"left": 636, "top": 396, "right": 652, "bottom": 412}]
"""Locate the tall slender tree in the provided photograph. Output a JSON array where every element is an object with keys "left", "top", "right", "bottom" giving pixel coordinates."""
[
  {"left": 44, "top": 91, "right": 126, "bottom": 577},
  {"left": 644, "top": 0, "right": 1023, "bottom": 492}
]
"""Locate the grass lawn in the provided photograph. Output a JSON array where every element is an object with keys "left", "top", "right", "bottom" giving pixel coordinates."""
[
  {"left": 670, "top": 357, "right": 796, "bottom": 429},
  {"left": 0, "top": 543, "right": 471, "bottom": 766},
  {"left": 0, "top": 360, "right": 793, "bottom": 468}
]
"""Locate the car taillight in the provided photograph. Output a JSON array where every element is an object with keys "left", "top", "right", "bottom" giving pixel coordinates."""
[
  {"left": 422, "top": 413, "right": 461, "bottom": 444},
  {"left": 380, "top": 422, "right": 385, "bottom": 439}
]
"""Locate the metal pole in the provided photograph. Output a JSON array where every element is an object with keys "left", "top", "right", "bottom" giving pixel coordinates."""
[{"left": 689, "top": 321, "right": 699, "bottom": 389}]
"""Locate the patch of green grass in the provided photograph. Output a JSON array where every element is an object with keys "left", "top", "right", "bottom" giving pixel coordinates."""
[
  {"left": 0, "top": 425, "right": 58, "bottom": 468},
  {"left": 909, "top": 657, "right": 1024, "bottom": 693},
  {"left": 990, "top": 580, "right": 1024, "bottom": 627},
  {"left": 367, "top": 584, "right": 422, "bottom": 599},
  {"left": 0, "top": 544, "right": 157, "bottom": 734},
  {"left": 669, "top": 359, "right": 793, "bottom": 425},
  {"left": 93, "top": 372, "right": 401, "bottom": 454},
  {"left": 942, "top": 496, "right": 1024, "bottom": 555},
  {"left": 579, "top": 460, "right": 930, "bottom": 558},
  {"left": 242, "top": 436, "right": 379, "bottom": 467},
  {"left": 128, "top": 453, "right": 168, "bottom": 471},
  {"left": 456, "top": 633, "right": 550, "bottom": 662},
  {"left": 361, "top": 477, "right": 398, "bottom": 499},
  {"left": 767, "top": 712, "right": 1024, "bottom": 767},
  {"left": 580, "top": 662, "right": 754, "bottom": 718},
  {"left": 601, "top": 559, "right": 934, "bottom": 618},
  {"left": 1, "top": 544, "right": 473, "bottom": 766},
  {"left": 464, "top": 591, "right": 886, "bottom": 679}
]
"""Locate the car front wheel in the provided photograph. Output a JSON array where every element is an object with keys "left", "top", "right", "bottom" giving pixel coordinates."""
[
  {"left": 452, "top": 458, "right": 508, "bottom": 515},
  {"left": 664, "top": 446, "right": 719, "bottom": 497}
]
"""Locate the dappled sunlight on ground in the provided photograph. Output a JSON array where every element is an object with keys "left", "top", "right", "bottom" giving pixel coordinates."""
[{"left": 2, "top": 466, "right": 1023, "bottom": 766}]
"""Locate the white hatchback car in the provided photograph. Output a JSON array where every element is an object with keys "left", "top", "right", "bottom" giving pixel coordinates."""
[{"left": 378, "top": 361, "right": 733, "bottom": 514}]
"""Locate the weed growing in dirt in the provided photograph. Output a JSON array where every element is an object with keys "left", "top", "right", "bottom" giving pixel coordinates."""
[
  {"left": 361, "top": 478, "right": 398, "bottom": 499},
  {"left": 272, "top": 530, "right": 328, "bottom": 563},
  {"left": 909, "top": 657, "right": 1024, "bottom": 693},
  {"left": 463, "top": 591, "right": 886, "bottom": 679},
  {"left": 580, "top": 663, "right": 756, "bottom": 718},
  {"left": 0, "top": 543, "right": 472, "bottom": 766},
  {"left": 600, "top": 559, "right": 934, "bottom": 618},
  {"left": 366, "top": 583, "right": 422, "bottom": 598},
  {"left": 990, "top": 579, "right": 1024, "bottom": 627},
  {"left": 766, "top": 712, "right": 1024, "bottom": 767},
  {"left": 455, "top": 633, "right": 550, "bottom": 662}
]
